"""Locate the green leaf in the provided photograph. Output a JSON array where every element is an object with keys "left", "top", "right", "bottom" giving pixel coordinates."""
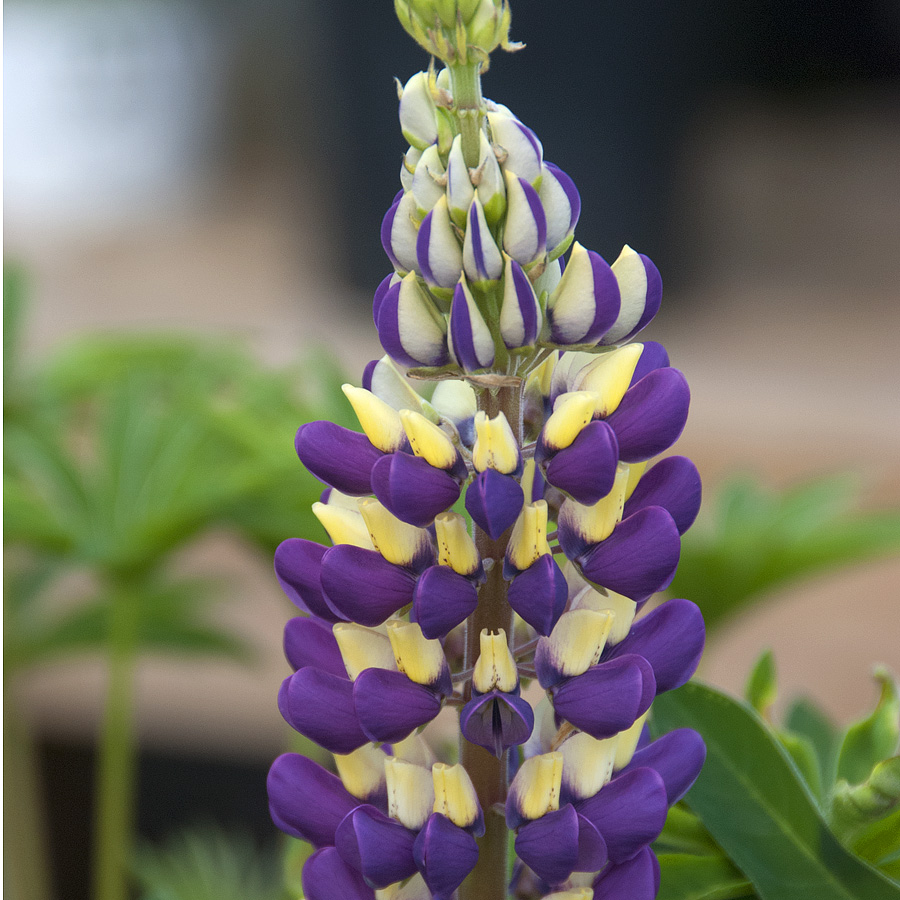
[
  {"left": 837, "top": 669, "right": 900, "bottom": 787},
  {"left": 668, "top": 476, "right": 900, "bottom": 635},
  {"left": 832, "top": 757, "right": 900, "bottom": 844},
  {"left": 655, "top": 804, "right": 721, "bottom": 855},
  {"left": 853, "top": 807, "right": 900, "bottom": 871},
  {"left": 786, "top": 698, "right": 840, "bottom": 791},
  {"left": 652, "top": 682, "right": 900, "bottom": 900},
  {"left": 745, "top": 649, "right": 777, "bottom": 719},
  {"left": 777, "top": 728, "right": 823, "bottom": 803},
  {"left": 657, "top": 853, "right": 754, "bottom": 900}
]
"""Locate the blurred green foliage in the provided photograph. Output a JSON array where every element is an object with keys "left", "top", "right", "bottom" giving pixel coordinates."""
[
  {"left": 133, "top": 827, "right": 285, "bottom": 900},
  {"left": 669, "top": 475, "right": 900, "bottom": 634},
  {"left": 4, "top": 271, "right": 349, "bottom": 675},
  {"left": 2, "top": 265, "right": 349, "bottom": 900}
]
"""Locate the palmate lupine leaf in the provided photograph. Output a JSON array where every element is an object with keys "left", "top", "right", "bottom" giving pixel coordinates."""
[
  {"left": 652, "top": 682, "right": 900, "bottom": 900},
  {"left": 40, "top": 335, "right": 347, "bottom": 556},
  {"left": 4, "top": 567, "right": 245, "bottom": 672},
  {"left": 668, "top": 476, "right": 900, "bottom": 634}
]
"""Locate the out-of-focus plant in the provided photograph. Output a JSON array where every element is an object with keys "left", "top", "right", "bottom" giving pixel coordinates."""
[
  {"left": 651, "top": 655, "right": 900, "bottom": 899},
  {"left": 133, "top": 826, "right": 285, "bottom": 900},
  {"left": 3, "top": 268, "right": 346, "bottom": 900},
  {"left": 669, "top": 475, "right": 900, "bottom": 635}
]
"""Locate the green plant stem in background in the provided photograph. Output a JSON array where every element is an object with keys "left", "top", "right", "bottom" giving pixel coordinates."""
[
  {"left": 94, "top": 578, "right": 142, "bottom": 900},
  {"left": 3, "top": 680, "right": 53, "bottom": 900},
  {"left": 459, "top": 385, "right": 520, "bottom": 900}
]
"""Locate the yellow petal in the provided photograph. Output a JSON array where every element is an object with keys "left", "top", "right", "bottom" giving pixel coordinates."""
[
  {"left": 473, "top": 628, "right": 518, "bottom": 693},
  {"left": 386, "top": 620, "right": 446, "bottom": 686},
  {"left": 342, "top": 384, "right": 406, "bottom": 452}
]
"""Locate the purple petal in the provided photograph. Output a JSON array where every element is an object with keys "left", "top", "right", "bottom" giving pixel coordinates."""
[
  {"left": 606, "top": 598, "right": 705, "bottom": 693},
  {"left": 320, "top": 545, "right": 417, "bottom": 627},
  {"left": 413, "top": 813, "right": 479, "bottom": 898},
  {"left": 504, "top": 176, "right": 548, "bottom": 265},
  {"left": 549, "top": 248, "right": 621, "bottom": 346},
  {"left": 460, "top": 691, "right": 535, "bottom": 757},
  {"left": 278, "top": 668, "right": 368, "bottom": 754},
  {"left": 507, "top": 555, "right": 568, "bottom": 635},
  {"left": 302, "top": 847, "right": 375, "bottom": 900},
  {"left": 335, "top": 805, "right": 417, "bottom": 889},
  {"left": 267, "top": 754, "right": 360, "bottom": 846},
  {"left": 543, "top": 420, "right": 619, "bottom": 505},
  {"left": 376, "top": 280, "right": 450, "bottom": 369},
  {"left": 543, "top": 162, "right": 581, "bottom": 247},
  {"left": 577, "top": 506, "right": 681, "bottom": 602},
  {"left": 465, "top": 469, "right": 524, "bottom": 540},
  {"left": 577, "top": 767, "right": 668, "bottom": 864},
  {"left": 501, "top": 257, "right": 541, "bottom": 349},
  {"left": 606, "top": 367, "right": 690, "bottom": 463},
  {"left": 514, "top": 805, "right": 579, "bottom": 885},
  {"left": 353, "top": 668, "right": 442, "bottom": 743},
  {"left": 380, "top": 197, "right": 403, "bottom": 270},
  {"left": 274, "top": 539, "right": 344, "bottom": 622},
  {"left": 295, "top": 422, "right": 382, "bottom": 495},
  {"left": 624, "top": 728, "right": 706, "bottom": 806},
  {"left": 361, "top": 359, "right": 378, "bottom": 392},
  {"left": 450, "top": 281, "right": 495, "bottom": 372},
  {"left": 283, "top": 616, "right": 346, "bottom": 676},
  {"left": 624, "top": 456, "right": 701, "bottom": 535},
  {"left": 550, "top": 655, "right": 656, "bottom": 739},
  {"left": 415, "top": 209, "right": 436, "bottom": 285},
  {"left": 629, "top": 341, "right": 669, "bottom": 387},
  {"left": 592, "top": 846, "right": 660, "bottom": 900},
  {"left": 371, "top": 453, "right": 461, "bottom": 528},
  {"left": 372, "top": 273, "right": 396, "bottom": 324},
  {"left": 413, "top": 565, "right": 479, "bottom": 639},
  {"left": 619, "top": 254, "right": 663, "bottom": 344},
  {"left": 576, "top": 813, "right": 608, "bottom": 873}
]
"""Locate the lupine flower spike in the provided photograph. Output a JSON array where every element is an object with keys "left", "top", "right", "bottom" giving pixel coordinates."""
[{"left": 269, "top": 2, "right": 705, "bottom": 898}]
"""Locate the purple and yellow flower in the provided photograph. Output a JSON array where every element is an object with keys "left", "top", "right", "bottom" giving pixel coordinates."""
[{"left": 267, "top": 5, "right": 707, "bottom": 896}]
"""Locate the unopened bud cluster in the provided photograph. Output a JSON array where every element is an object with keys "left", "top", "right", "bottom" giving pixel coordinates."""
[
  {"left": 394, "top": 0, "right": 517, "bottom": 66},
  {"left": 268, "top": 10, "right": 706, "bottom": 900}
]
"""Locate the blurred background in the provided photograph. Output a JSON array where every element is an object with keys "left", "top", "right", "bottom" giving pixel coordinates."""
[{"left": 4, "top": 0, "right": 900, "bottom": 897}]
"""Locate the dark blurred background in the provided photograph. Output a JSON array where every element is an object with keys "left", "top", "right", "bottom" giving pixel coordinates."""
[{"left": 5, "top": 0, "right": 900, "bottom": 897}]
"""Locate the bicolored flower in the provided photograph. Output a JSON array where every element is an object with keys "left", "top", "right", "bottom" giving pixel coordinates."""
[
  {"left": 270, "top": 16, "right": 707, "bottom": 898},
  {"left": 460, "top": 628, "right": 535, "bottom": 756}
]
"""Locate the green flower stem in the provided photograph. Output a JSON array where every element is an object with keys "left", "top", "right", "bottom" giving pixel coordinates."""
[
  {"left": 449, "top": 60, "right": 485, "bottom": 169},
  {"left": 460, "top": 384, "right": 521, "bottom": 900},
  {"left": 3, "top": 680, "right": 53, "bottom": 900},
  {"left": 93, "top": 578, "right": 141, "bottom": 900}
]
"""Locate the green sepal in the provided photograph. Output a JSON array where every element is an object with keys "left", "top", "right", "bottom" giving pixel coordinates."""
[
  {"left": 481, "top": 191, "right": 506, "bottom": 227},
  {"left": 436, "top": 106, "right": 456, "bottom": 156},
  {"left": 547, "top": 231, "right": 574, "bottom": 262},
  {"left": 837, "top": 668, "right": 900, "bottom": 787}
]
